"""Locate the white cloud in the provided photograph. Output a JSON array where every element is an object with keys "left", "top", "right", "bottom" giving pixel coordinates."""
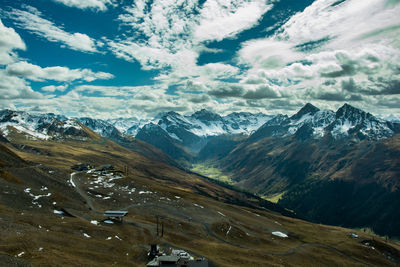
[
  {"left": 4, "top": 0, "right": 400, "bottom": 117},
  {"left": 74, "top": 85, "right": 149, "bottom": 97},
  {"left": 110, "top": 0, "right": 274, "bottom": 72},
  {"left": 41, "top": 85, "right": 68, "bottom": 92},
  {"left": 8, "top": 6, "right": 99, "bottom": 52},
  {"left": 0, "top": 69, "right": 42, "bottom": 100},
  {"left": 6, "top": 61, "right": 114, "bottom": 82},
  {"left": 51, "top": 84, "right": 186, "bottom": 119},
  {"left": 108, "top": 41, "right": 192, "bottom": 70},
  {"left": 51, "top": 0, "right": 116, "bottom": 11},
  {"left": 239, "top": 39, "right": 301, "bottom": 69},
  {"left": 277, "top": 0, "right": 400, "bottom": 50},
  {"left": 0, "top": 19, "right": 25, "bottom": 65},
  {"left": 199, "top": 63, "right": 240, "bottom": 79},
  {"left": 235, "top": 0, "right": 400, "bottom": 114},
  {"left": 194, "top": 0, "right": 273, "bottom": 42}
]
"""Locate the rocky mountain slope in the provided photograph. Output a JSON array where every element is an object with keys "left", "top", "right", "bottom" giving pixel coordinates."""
[
  {"left": 249, "top": 103, "right": 398, "bottom": 142},
  {"left": 135, "top": 110, "right": 272, "bottom": 160},
  {"left": 215, "top": 104, "right": 400, "bottom": 238},
  {"left": 80, "top": 104, "right": 399, "bottom": 163},
  {"left": 0, "top": 109, "right": 87, "bottom": 141}
]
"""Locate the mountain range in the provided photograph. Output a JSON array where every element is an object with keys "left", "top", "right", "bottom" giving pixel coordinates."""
[{"left": 1, "top": 104, "right": 398, "bottom": 149}]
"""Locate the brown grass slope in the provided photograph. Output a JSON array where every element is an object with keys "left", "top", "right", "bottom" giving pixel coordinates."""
[
  {"left": 220, "top": 134, "right": 400, "bottom": 194},
  {"left": 218, "top": 134, "right": 400, "bottom": 237},
  {"left": 0, "top": 128, "right": 399, "bottom": 266}
]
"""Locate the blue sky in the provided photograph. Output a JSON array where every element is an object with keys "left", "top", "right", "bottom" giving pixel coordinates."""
[{"left": 0, "top": 0, "right": 399, "bottom": 119}]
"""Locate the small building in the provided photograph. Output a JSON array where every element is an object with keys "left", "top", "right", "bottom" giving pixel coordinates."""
[
  {"left": 98, "top": 164, "right": 114, "bottom": 172},
  {"left": 147, "top": 256, "right": 180, "bottom": 267},
  {"left": 71, "top": 163, "right": 92, "bottom": 171},
  {"left": 104, "top": 210, "right": 128, "bottom": 222},
  {"left": 146, "top": 247, "right": 208, "bottom": 267}
]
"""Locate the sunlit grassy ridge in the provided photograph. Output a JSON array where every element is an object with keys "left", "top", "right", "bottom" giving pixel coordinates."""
[{"left": 262, "top": 192, "right": 286, "bottom": 203}]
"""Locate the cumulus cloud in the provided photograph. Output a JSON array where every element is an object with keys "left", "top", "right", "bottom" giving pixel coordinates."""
[
  {"left": 194, "top": 0, "right": 273, "bottom": 42},
  {"left": 6, "top": 61, "right": 114, "bottom": 82},
  {"left": 0, "top": 19, "right": 25, "bottom": 65},
  {"left": 277, "top": 0, "right": 400, "bottom": 50},
  {"left": 187, "top": 94, "right": 211, "bottom": 104},
  {"left": 242, "top": 85, "right": 281, "bottom": 99},
  {"left": 4, "top": 0, "right": 400, "bottom": 117},
  {"left": 0, "top": 70, "right": 42, "bottom": 100},
  {"left": 239, "top": 39, "right": 301, "bottom": 69},
  {"left": 209, "top": 84, "right": 245, "bottom": 98},
  {"left": 110, "top": 0, "right": 274, "bottom": 72},
  {"left": 73, "top": 85, "right": 147, "bottom": 97},
  {"left": 41, "top": 85, "right": 68, "bottom": 92},
  {"left": 60, "top": 85, "right": 189, "bottom": 118},
  {"left": 7, "top": 6, "right": 99, "bottom": 52},
  {"left": 51, "top": 0, "right": 116, "bottom": 11},
  {"left": 235, "top": 0, "right": 400, "bottom": 113}
]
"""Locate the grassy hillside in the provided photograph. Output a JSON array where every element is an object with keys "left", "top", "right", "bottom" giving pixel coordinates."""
[
  {"left": 0, "top": 128, "right": 399, "bottom": 266},
  {"left": 212, "top": 133, "right": 400, "bottom": 238}
]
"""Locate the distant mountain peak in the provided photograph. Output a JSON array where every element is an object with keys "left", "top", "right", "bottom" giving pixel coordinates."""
[
  {"left": 165, "top": 111, "right": 181, "bottom": 117},
  {"left": 336, "top": 103, "right": 368, "bottom": 119},
  {"left": 291, "top": 103, "right": 320, "bottom": 120},
  {"left": 142, "top": 122, "right": 158, "bottom": 130},
  {"left": 191, "top": 109, "right": 222, "bottom": 121}
]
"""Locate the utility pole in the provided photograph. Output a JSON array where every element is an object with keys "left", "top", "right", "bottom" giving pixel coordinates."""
[
  {"left": 156, "top": 216, "right": 159, "bottom": 236},
  {"left": 161, "top": 221, "right": 164, "bottom": 237}
]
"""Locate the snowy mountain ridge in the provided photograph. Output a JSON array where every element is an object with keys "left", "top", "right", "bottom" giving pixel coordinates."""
[
  {"left": 0, "top": 109, "right": 87, "bottom": 141},
  {"left": 251, "top": 103, "right": 398, "bottom": 142},
  {"left": 0, "top": 104, "right": 398, "bottom": 144},
  {"left": 156, "top": 109, "right": 273, "bottom": 138}
]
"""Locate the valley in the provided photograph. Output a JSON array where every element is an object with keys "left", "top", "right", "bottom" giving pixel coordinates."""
[{"left": 78, "top": 103, "right": 400, "bottom": 240}]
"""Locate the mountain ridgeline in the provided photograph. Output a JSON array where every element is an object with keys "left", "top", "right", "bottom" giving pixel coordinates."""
[{"left": 1, "top": 104, "right": 400, "bottom": 238}]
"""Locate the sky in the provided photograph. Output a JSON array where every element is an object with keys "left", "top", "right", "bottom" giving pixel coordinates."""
[{"left": 0, "top": 0, "right": 399, "bottom": 119}]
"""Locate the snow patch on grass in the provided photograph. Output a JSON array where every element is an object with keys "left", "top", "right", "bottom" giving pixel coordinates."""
[
  {"left": 272, "top": 231, "right": 288, "bottom": 238},
  {"left": 139, "top": 190, "right": 152, "bottom": 194},
  {"left": 53, "top": 210, "right": 65, "bottom": 215},
  {"left": 70, "top": 173, "right": 77, "bottom": 187}
]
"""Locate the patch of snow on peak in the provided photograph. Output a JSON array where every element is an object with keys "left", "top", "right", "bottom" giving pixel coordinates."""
[{"left": 332, "top": 119, "right": 353, "bottom": 138}]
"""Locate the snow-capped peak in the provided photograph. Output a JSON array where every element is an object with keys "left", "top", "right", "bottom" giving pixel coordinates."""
[
  {"left": 191, "top": 109, "right": 222, "bottom": 121},
  {"left": 290, "top": 103, "right": 320, "bottom": 120},
  {"left": 252, "top": 103, "right": 397, "bottom": 141},
  {"left": 0, "top": 110, "right": 86, "bottom": 140},
  {"left": 330, "top": 104, "right": 394, "bottom": 140}
]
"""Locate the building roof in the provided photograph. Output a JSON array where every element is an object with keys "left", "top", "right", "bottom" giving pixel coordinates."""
[
  {"left": 104, "top": 211, "right": 128, "bottom": 217},
  {"left": 158, "top": 255, "right": 179, "bottom": 263}
]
